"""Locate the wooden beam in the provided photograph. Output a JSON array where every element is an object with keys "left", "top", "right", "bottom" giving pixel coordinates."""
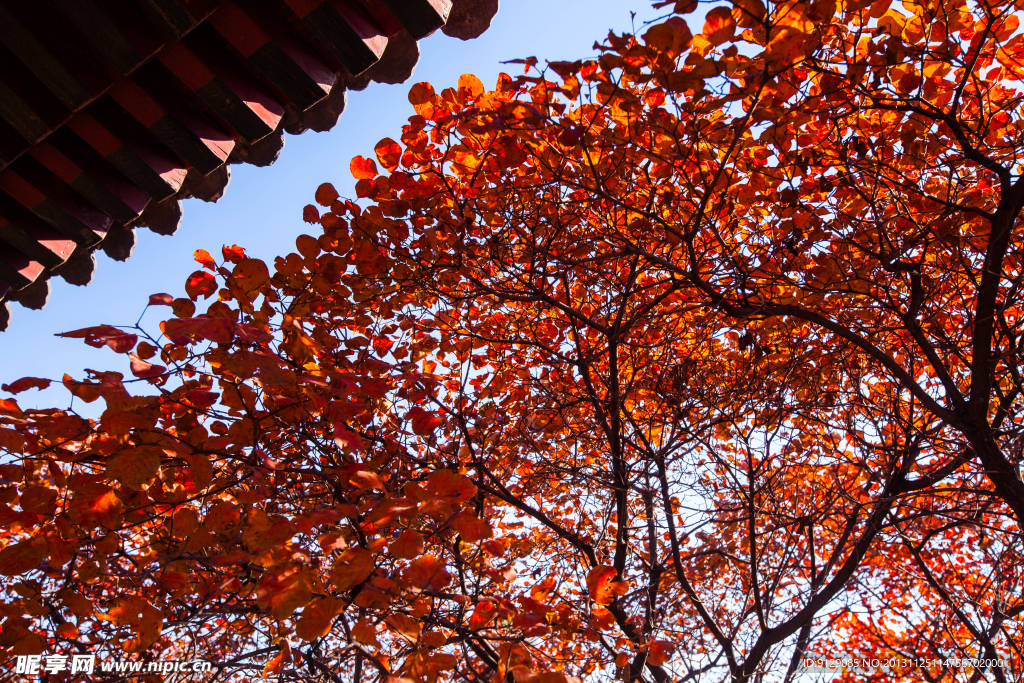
[
  {"left": 0, "top": 118, "right": 31, "bottom": 171},
  {"left": 28, "top": 141, "right": 142, "bottom": 224},
  {"left": 134, "top": 0, "right": 220, "bottom": 40},
  {"left": 68, "top": 107, "right": 185, "bottom": 201},
  {"left": 0, "top": 78, "right": 51, "bottom": 144},
  {"left": 160, "top": 35, "right": 283, "bottom": 142},
  {"left": 46, "top": 127, "right": 151, "bottom": 218},
  {"left": 52, "top": 0, "right": 145, "bottom": 75},
  {"left": 109, "top": 74, "right": 233, "bottom": 175},
  {"left": 0, "top": 4, "right": 92, "bottom": 110},
  {"left": 0, "top": 213, "right": 73, "bottom": 269},
  {"left": 379, "top": 0, "right": 451, "bottom": 40},
  {"left": 0, "top": 240, "right": 40, "bottom": 289},
  {"left": 209, "top": 1, "right": 332, "bottom": 110},
  {"left": 283, "top": 0, "right": 387, "bottom": 76},
  {"left": 0, "top": 167, "right": 108, "bottom": 247}
]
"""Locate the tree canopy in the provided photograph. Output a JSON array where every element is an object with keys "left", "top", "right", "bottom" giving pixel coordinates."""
[{"left": 2, "top": 0, "right": 1024, "bottom": 681}]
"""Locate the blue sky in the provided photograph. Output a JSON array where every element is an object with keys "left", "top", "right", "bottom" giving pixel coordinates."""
[{"left": 0, "top": 0, "right": 674, "bottom": 409}]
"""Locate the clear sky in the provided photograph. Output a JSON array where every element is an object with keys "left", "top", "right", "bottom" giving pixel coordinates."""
[{"left": 0, "top": 0, "right": 674, "bottom": 409}]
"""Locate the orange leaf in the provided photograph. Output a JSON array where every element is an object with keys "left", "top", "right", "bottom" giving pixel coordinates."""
[
  {"left": 458, "top": 73, "right": 484, "bottom": 99},
  {"left": 423, "top": 469, "right": 477, "bottom": 503},
  {"left": 450, "top": 510, "right": 492, "bottom": 543},
  {"left": 106, "top": 446, "right": 161, "bottom": 489},
  {"left": 408, "top": 82, "right": 436, "bottom": 118},
  {"left": 256, "top": 566, "right": 312, "bottom": 620},
  {"left": 367, "top": 497, "right": 418, "bottom": 526},
  {"left": 375, "top": 138, "right": 402, "bottom": 172},
  {"left": 702, "top": 6, "right": 736, "bottom": 45},
  {"left": 100, "top": 598, "right": 163, "bottom": 653},
  {"left": 408, "top": 81, "right": 435, "bottom": 104},
  {"left": 221, "top": 244, "right": 246, "bottom": 263},
  {"left": 0, "top": 537, "right": 47, "bottom": 576},
  {"left": 194, "top": 248, "right": 216, "bottom": 270},
  {"left": 386, "top": 613, "right": 422, "bottom": 644},
  {"left": 56, "top": 623, "right": 78, "bottom": 639},
  {"left": 351, "top": 619, "right": 380, "bottom": 648},
  {"left": 62, "top": 374, "right": 102, "bottom": 403},
  {"left": 642, "top": 17, "right": 692, "bottom": 57},
  {"left": 0, "top": 398, "right": 22, "bottom": 417},
  {"left": 468, "top": 601, "right": 498, "bottom": 630},
  {"left": 648, "top": 641, "right": 675, "bottom": 666},
  {"left": 232, "top": 258, "right": 270, "bottom": 292},
  {"left": 264, "top": 641, "right": 291, "bottom": 676},
  {"left": 330, "top": 548, "right": 375, "bottom": 590},
  {"left": 296, "top": 597, "right": 344, "bottom": 640},
  {"left": 586, "top": 566, "right": 626, "bottom": 606},
  {"left": 403, "top": 554, "right": 451, "bottom": 591},
  {"left": 69, "top": 482, "right": 123, "bottom": 529},
  {"left": 348, "top": 470, "right": 385, "bottom": 491},
  {"left": 389, "top": 529, "right": 424, "bottom": 559},
  {"left": 351, "top": 156, "right": 378, "bottom": 180},
  {"left": 407, "top": 406, "right": 443, "bottom": 435}
]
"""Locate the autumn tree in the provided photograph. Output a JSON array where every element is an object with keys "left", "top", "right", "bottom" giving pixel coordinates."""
[{"left": 2, "top": 0, "right": 1024, "bottom": 682}]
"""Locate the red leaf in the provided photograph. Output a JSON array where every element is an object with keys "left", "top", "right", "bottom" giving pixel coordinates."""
[
  {"left": 149, "top": 293, "right": 174, "bottom": 306},
  {"left": 347, "top": 470, "right": 385, "bottom": 491},
  {"left": 702, "top": 6, "right": 736, "bottom": 45},
  {"left": 407, "top": 406, "right": 443, "bottom": 435},
  {"left": 0, "top": 398, "right": 21, "bottom": 417},
  {"left": 468, "top": 601, "right": 498, "bottom": 630},
  {"left": 222, "top": 244, "right": 246, "bottom": 263},
  {"left": 236, "top": 322, "right": 273, "bottom": 343},
  {"left": 366, "top": 497, "right": 418, "bottom": 525},
  {"left": 2, "top": 377, "right": 51, "bottom": 394},
  {"left": 372, "top": 337, "right": 395, "bottom": 355},
  {"left": 185, "top": 270, "right": 218, "bottom": 301},
  {"left": 403, "top": 554, "right": 451, "bottom": 591},
  {"left": 57, "top": 325, "right": 137, "bottom": 353},
  {"left": 374, "top": 138, "right": 402, "bottom": 172},
  {"left": 183, "top": 389, "right": 219, "bottom": 409},
  {"left": 389, "top": 530, "right": 424, "bottom": 559},
  {"left": 350, "top": 156, "right": 378, "bottom": 180},
  {"left": 232, "top": 259, "right": 270, "bottom": 293},
  {"left": 333, "top": 423, "right": 364, "bottom": 451},
  {"left": 315, "top": 183, "right": 339, "bottom": 206},
  {"left": 0, "top": 537, "right": 47, "bottom": 576},
  {"left": 329, "top": 548, "right": 375, "bottom": 591},
  {"left": 62, "top": 375, "right": 102, "bottom": 403},
  {"left": 408, "top": 81, "right": 436, "bottom": 104},
  {"left": 458, "top": 73, "right": 484, "bottom": 99},
  {"left": 162, "top": 317, "right": 235, "bottom": 345},
  {"left": 648, "top": 641, "right": 675, "bottom": 666},
  {"left": 587, "top": 566, "right": 626, "bottom": 606},
  {"left": 303, "top": 204, "right": 320, "bottom": 223},
  {"left": 194, "top": 249, "right": 217, "bottom": 270},
  {"left": 129, "top": 353, "right": 166, "bottom": 381}
]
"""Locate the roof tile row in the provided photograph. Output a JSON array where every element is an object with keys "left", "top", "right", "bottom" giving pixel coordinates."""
[{"left": 0, "top": 0, "right": 497, "bottom": 330}]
